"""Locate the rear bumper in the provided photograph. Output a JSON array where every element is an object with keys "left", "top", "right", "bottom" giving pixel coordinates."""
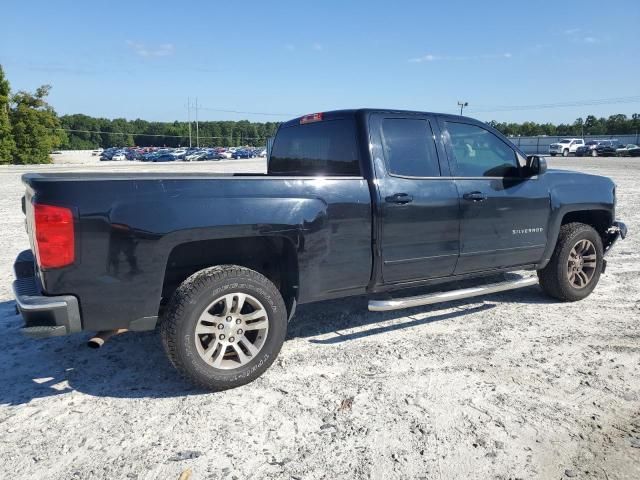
[{"left": 13, "top": 250, "right": 81, "bottom": 338}]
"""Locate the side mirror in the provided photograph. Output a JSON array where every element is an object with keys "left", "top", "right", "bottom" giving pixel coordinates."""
[{"left": 526, "top": 155, "right": 547, "bottom": 176}]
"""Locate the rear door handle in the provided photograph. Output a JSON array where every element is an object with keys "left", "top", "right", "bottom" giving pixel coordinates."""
[
  {"left": 385, "top": 193, "right": 413, "bottom": 204},
  {"left": 463, "top": 191, "right": 487, "bottom": 202}
]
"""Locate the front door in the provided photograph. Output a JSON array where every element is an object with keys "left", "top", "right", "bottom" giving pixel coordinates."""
[
  {"left": 370, "top": 114, "right": 460, "bottom": 284},
  {"left": 439, "top": 119, "right": 550, "bottom": 274}
]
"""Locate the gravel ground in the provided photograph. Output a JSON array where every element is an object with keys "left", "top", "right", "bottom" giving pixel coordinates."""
[{"left": 0, "top": 156, "right": 638, "bottom": 480}]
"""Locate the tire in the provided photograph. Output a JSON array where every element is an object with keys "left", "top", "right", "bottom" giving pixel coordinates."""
[
  {"left": 161, "top": 265, "right": 287, "bottom": 391},
  {"left": 550, "top": 153, "right": 557, "bottom": 157},
  {"left": 591, "top": 149, "right": 597, "bottom": 157},
  {"left": 537, "top": 223, "right": 604, "bottom": 302},
  {"left": 562, "top": 149, "right": 569, "bottom": 157}
]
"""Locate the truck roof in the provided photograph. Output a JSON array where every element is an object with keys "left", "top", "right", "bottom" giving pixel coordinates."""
[{"left": 279, "top": 108, "right": 475, "bottom": 128}]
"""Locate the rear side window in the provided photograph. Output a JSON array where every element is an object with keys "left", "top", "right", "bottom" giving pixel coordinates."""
[
  {"left": 381, "top": 118, "right": 441, "bottom": 177},
  {"left": 269, "top": 119, "right": 360, "bottom": 176}
]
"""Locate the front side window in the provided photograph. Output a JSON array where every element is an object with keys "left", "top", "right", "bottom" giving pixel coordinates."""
[
  {"left": 269, "top": 119, "right": 360, "bottom": 176},
  {"left": 380, "top": 118, "right": 441, "bottom": 177},
  {"left": 445, "top": 122, "right": 519, "bottom": 177}
]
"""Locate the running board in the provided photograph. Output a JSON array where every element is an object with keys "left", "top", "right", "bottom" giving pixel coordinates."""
[{"left": 368, "top": 276, "right": 538, "bottom": 312}]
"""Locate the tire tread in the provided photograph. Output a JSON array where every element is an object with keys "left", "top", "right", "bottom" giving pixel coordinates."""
[
  {"left": 160, "top": 265, "right": 285, "bottom": 390},
  {"left": 537, "top": 222, "right": 603, "bottom": 302}
]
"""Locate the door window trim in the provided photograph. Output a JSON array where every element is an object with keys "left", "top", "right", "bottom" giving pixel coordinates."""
[
  {"left": 368, "top": 113, "right": 452, "bottom": 180},
  {"left": 440, "top": 119, "right": 525, "bottom": 179}
]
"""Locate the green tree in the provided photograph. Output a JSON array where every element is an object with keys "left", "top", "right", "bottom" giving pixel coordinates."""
[
  {"left": 605, "top": 114, "right": 629, "bottom": 135},
  {"left": 0, "top": 65, "right": 16, "bottom": 164},
  {"left": 10, "top": 85, "right": 65, "bottom": 164}
]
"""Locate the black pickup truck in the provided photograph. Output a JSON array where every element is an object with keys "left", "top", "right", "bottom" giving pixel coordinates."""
[{"left": 13, "top": 109, "right": 627, "bottom": 390}]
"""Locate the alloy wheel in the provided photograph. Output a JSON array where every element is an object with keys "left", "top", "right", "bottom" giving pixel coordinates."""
[
  {"left": 194, "top": 292, "right": 269, "bottom": 369},
  {"left": 567, "top": 239, "right": 597, "bottom": 289}
]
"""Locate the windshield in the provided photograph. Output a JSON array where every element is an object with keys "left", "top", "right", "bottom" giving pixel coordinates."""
[{"left": 559, "top": 139, "right": 571, "bottom": 144}]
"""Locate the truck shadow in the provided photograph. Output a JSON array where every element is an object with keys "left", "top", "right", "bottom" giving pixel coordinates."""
[
  {"left": 0, "top": 284, "right": 550, "bottom": 404},
  {"left": 288, "top": 282, "right": 550, "bottom": 343},
  {"left": 0, "top": 300, "right": 197, "bottom": 405}
]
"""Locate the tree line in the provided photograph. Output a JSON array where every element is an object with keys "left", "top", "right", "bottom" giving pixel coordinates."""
[
  {"left": 488, "top": 114, "right": 640, "bottom": 137},
  {"left": 59, "top": 114, "right": 280, "bottom": 150},
  {"left": 1, "top": 63, "right": 639, "bottom": 165}
]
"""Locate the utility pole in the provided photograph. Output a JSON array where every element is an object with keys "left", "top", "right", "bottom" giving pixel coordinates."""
[
  {"left": 457, "top": 101, "right": 469, "bottom": 116},
  {"left": 187, "top": 97, "right": 192, "bottom": 148},
  {"left": 195, "top": 97, "right": 199, "bottom": 148}
]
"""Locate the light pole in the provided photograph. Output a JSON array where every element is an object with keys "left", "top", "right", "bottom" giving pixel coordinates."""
[
  {"left": 187, "top": 97, "right": 192, "bottom": 148},
  {"left": 457, "top": 101, "right": 468, "bottom": 116}
]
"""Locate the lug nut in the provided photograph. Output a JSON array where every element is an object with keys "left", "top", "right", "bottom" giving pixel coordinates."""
[
  {"left": 226, "top": 316, "right": 232, "bottom": 322},
  {"left": 218, "top": 324, "right": 224, "bottom": 330},
  {"left": 236, "top": 318, "right": 241, "bottom": 324},
  {"left": 219, "top": 334, "right": 225, "bottom": 340},
  {"left": 237, "top": 329, "right": 243, "bottom": 335},
  {"left": 229, "top": 336, "right": 235, "bottom": 342}
]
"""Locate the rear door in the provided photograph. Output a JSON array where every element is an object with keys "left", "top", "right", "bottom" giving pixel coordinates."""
[
  {"left": 369, "top": 113, "right": 460, "bottom": 284},
  {"left": 439, "top": 119, "right": 550, "bottom": 274}
]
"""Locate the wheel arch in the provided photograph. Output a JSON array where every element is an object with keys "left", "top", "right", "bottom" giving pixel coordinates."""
[
  {"left": 161, "top": 235, "right": 299, "bottom": 320},
  {"left": 538, "top": 207, "right": 613, "bottom": 269}
]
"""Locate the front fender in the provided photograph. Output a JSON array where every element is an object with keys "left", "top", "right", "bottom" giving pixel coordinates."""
[{"left": 538, "top": 180, "right": 615, "bottom": 268}]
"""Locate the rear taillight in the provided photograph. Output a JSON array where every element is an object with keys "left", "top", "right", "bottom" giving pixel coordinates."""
[{"left": 33, "top": 204, "right": 75, "bottom": 269}]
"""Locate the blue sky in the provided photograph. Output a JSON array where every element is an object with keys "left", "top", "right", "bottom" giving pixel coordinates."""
[{"left": 1, "top": 0, "right": 639, "bottom": 124}]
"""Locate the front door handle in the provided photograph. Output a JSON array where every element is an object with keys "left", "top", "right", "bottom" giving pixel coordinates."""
[
  {"left": 463, "top": 191, "right": 487, "bottom": 202},
  {"left": 385, "top": 193, "right": 413, "bottom": 204}
]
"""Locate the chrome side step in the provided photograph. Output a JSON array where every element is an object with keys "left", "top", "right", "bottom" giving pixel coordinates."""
[{"left": 368, "top": 275, "right": 538, "bottom": 312}]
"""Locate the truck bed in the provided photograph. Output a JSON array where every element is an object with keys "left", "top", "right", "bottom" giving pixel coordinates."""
[{"left": 22, "top": 172, "right": 373, "bottom": 331}]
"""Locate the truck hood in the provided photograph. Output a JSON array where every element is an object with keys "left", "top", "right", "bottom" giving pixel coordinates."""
[
  {"left": 546, "top": 168, "right": 614, "bottom": 183},
  {"left": 544, "top": 169, "right": 616, "bottom": 205}
]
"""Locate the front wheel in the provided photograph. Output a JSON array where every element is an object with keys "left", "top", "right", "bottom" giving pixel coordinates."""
[
  {"left": 563, "top": 149, "right": 569, "bottom": 157},
  {"left": 537, "top": 223, "right": 604, "bottom": 301},
  {"left": 161, "top": 265, "right": 287, "bottom": 390}
]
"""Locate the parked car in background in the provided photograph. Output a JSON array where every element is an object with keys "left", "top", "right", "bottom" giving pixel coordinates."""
[
  {"left": 575, "top": 140, "right": 608, "bottom": 157},
  {"left": 185, "top": 151, "right": 208, "bottom": 162},
  {"left": 171, "top": 149, "right": 187, "bottom": 160},
  {"left": 629, "top": 146, "right": 640, "bottom": 157},
  {"left": 549, "top": 138, "right": 585, "bottom": 157},
  {"left": 595, "top": 140, "right": 622, "bottom": 157},
  {"left": 96, "top": 146, "right": 264, "bottom": 162},
  {"left": 206, "top": 150, "right": 225, "bottom": 160},
  {"left": 615, "top": 144, "right": 640, "bottom": 156},
  {"left": 152, "top": 153, "right": 176, "bottom": 162},
  {"left": 91, "top": 148, "right": 104, "bottom": 156},
  {"left": 232, "top": 149, "right": 253, "bottom": 159}
]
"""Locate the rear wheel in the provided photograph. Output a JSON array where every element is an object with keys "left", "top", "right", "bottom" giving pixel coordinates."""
[
  {"left": 537, "top": 223, "right": 604, "bottom": 301},
  {"left": 161, "top": 265, "right": 287, "bottom": 390}
]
